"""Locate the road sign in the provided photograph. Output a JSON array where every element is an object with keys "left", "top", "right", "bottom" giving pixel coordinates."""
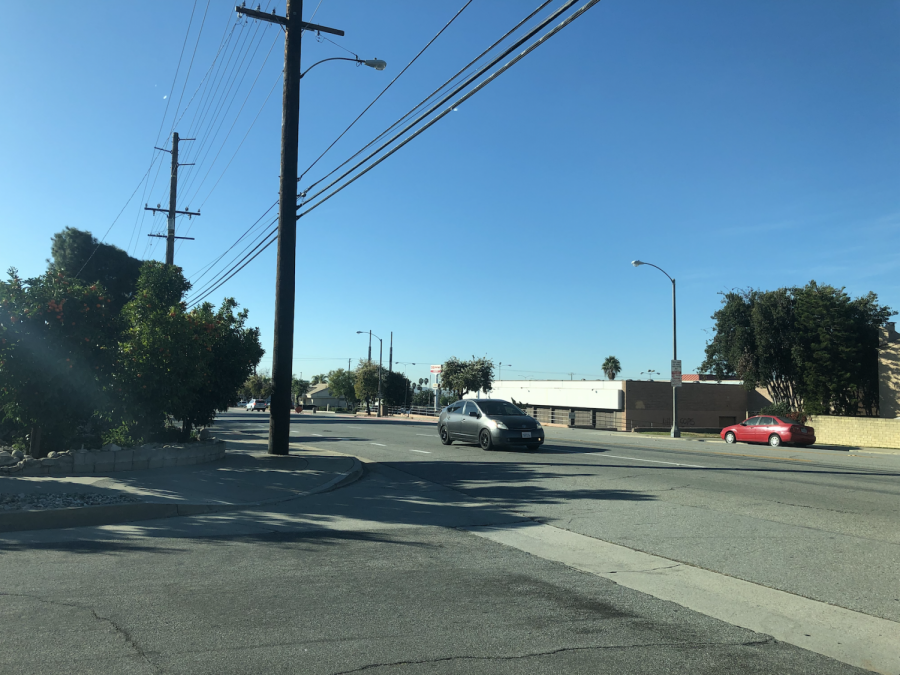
[
  {"left": 431, "top": 382, "right": 440, "bottom": 388},
  {"left": 430, "top": 364, "right": 442, "bottom": 373},
  {"left": 671, "top": 359, "right": 682, "bottom": 387}
]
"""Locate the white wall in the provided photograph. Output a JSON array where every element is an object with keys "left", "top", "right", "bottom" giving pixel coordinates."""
[{"left": 466, "top": 380, "right": 624, "bottom": 411}]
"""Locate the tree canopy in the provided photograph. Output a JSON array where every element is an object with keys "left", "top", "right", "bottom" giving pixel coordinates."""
[
  {"left": 601, "top": 356, "right": 621, "bottom": 380},
  {"left": 310, "top": 373, "right": 328, "bottom": 385},
  {"left": 48, "top": 227, "right": 142, "bottom": 313},
  {"left": 327, "top": 368, "right": 358, "bottom": 408},
  {"left": 354, "top": 360, "right": 379, "bottom": 413},
  {"left": 441, "top": 357, "right": 494, "bottom": 401},
  {"left": 291, "top": 376, "right": 311, "bottom": 403},
  {"left": 700, "top": 282, "right": 893, "bottom": 416}
]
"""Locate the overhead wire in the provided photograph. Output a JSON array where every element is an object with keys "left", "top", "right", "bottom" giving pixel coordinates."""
[
  {"left": 166, "top": 0, "right": 213, "bottom": 140},
  {"left": 298, "top": 0, "right": 554, "bottom": 194},
  {"left": 177, "top": 15, "right": 273, "bottom": 199},
  {"left": 297, "top": 0, "right": 473, "bottom": 186},
  {"left": 185, "top": 0, "right": 600, "bottom": 306},
  {"left": 298, "top": 0, "right": 580, "bottom": 214}
]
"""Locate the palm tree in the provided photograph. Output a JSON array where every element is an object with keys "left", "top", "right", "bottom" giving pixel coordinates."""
[
  {"left": 311, "top": 374, "right": 328, "bottom": 385},
  {"left": 601, "top": 356, "right": 621, "bottom": 380}
]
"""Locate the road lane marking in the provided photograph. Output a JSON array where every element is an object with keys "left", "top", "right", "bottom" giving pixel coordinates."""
[
  {"left": 370, "top": 443, "right": 386, "bottom": 447},
  {"left": 410, "top": 449, "right": 431, "bottom": 454},
  {"left": 311, "top": 434, "right": 323, "bottom": 437},
  {"left": 467, "top": 522, "right": 899, "bottom": 675},
  {"left": 590, "top": 453, "right": 705, "bottom": 468},
  {"left": 416, "top": 434, "right": 434, "bottom": 437}
]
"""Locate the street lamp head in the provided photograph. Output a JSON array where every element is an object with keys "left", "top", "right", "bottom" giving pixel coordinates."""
[
  {"left": 632, "top": 260, "right": 645, "bottom": 267},
  {"left": 362, "top": 58, "right": 387, "bottom": 71},
  {"left": 356, "top": 331, "right": 364, "bottom": 334}
]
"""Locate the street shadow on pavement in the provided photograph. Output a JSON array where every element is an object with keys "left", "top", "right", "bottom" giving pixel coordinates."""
[{"left": 0, "top": 459, "right": 657, "bottom": 553}]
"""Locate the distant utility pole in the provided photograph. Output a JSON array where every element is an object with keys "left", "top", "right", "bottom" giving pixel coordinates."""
[
  {"left": 388, "top": 332, "right": 393, "bottom": 376},
  {"left": 145, "top": 132, "right": 200, "bottom": 265},
  {"left": 236, "top": 0, "right": 344, "bottom": 455}
]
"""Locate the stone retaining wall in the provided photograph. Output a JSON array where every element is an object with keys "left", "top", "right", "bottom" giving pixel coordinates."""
[{"left": 0, "top": 440, "right": 225, "bottom": 476}]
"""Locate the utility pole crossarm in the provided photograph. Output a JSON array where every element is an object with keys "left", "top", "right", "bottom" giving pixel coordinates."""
[
  {"left": 145, "top": 205, "right": 201, "bottom": 217},
  {"left": 235, "top": 5, "right": 344, "bottom": 34}
]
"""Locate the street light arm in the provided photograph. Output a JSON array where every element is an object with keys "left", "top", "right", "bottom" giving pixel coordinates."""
[
  {"left": 632, "top": 260, "right": 673, "bottom": 283},
  {"left": 299, "top": 57, "right": 386, "bottom": 79}
]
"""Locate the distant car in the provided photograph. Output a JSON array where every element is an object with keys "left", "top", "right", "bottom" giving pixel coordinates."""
[
  {"left": 438, "top": 399, "right": 544, "bottom": 451},
  {"left": 246, "top": 399, "right": 267, "bottom": 412},
  {"left": 721, "top": 415, "right": 815, "bottom": 447}
]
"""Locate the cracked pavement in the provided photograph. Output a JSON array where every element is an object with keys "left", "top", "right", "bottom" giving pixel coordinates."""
[{"left": 0, "top": 412, "right": 892, "bottom": 674}]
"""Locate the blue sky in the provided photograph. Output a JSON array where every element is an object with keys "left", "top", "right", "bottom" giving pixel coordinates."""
[{"left": 2, "top": 0, "right": 898, "bottom": 387}]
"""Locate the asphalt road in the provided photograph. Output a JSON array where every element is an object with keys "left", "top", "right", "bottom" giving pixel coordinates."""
[
  {"left": 0, "top": 410, "right": 895, "bottom": 674},
  {"left": 259, "top": 412, "right": 900, "bottom": 624}
]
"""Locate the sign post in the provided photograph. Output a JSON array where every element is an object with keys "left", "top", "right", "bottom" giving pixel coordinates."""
[
  {"left": 671, "top": 359, "right": 682, "bottom": 388},
  {"left": 431, "top": 365, "right": 442, "bottom": 410}
]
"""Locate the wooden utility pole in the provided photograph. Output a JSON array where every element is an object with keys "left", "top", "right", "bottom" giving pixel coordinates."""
[
  {"left": 145, "top": 131, "right": 199, "bottom": 264},
  {"left": 236, "top": 1, "right": 344, "bottom": 455}
]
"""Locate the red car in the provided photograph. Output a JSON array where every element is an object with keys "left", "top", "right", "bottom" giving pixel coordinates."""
[{"left": 720, "top": 415, "right": 815, "bottom": 448}]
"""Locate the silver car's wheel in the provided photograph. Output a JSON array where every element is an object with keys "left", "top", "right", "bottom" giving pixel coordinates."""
[
  {"left": 440, "top": 426, "right": 453, "bottom": 445},
  {"left": 769, "top": 434, "right": 782, "bottom": 448},
  {"left": 724, "top": 431, "right": 736, "bottom": 444},
  {"left": 479, "top": 429, "right": 494, "bottom": 451}
]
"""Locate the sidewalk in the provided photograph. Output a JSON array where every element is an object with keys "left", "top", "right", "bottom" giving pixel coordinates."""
[{"left": 0, "top": 438, "right": 363, "bottom": 533}]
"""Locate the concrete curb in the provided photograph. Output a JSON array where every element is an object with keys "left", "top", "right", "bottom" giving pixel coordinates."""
[{"left": 0, "top": 457, "right": 364, "bottom": 534}]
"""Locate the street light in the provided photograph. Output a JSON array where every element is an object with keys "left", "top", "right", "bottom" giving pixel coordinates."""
[
  {"left": 357, "top": 330, "right": 383, "bottom": 416},
  {"left": 498, "top": 362, "right": 512, "bottom": 380},
  {"left": 632, "top": 260, "right": 680, "bottom": 438},
  {"left": 299, "top": 57, "right": 386, "bottom": 79}
]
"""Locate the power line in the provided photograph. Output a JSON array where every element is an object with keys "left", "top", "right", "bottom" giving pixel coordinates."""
[
  {"left": 167, "top": 0, "right": 213, "bottom": 141},
  {"left": 187, "top": 0, "right": 600, "bottom": 305},
  {"left": 297, "top": 0, "right": 473, "bottom": 185},
  {"left": 298, "top": 0, "right": 554, "bottom": 196},
  {"left": 299, "top": 0, "right": 583, "bottom": 216},
  {"left": 177, "top": 19, "right": 274, "bottom": 200},
  {"left": 75, "top": 160, "right": 162, "bottom": 279},
  {"left": 185, "top": 201, "right": 277, "bottom": 284}
]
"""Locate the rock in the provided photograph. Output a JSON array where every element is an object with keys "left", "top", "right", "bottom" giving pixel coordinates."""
[
  {"left": 12, "top": 450, "right": 24, "bottom": 460},
  {"left": 48, "top": 451, "right": 58, "bottom": 459},
  {"left": 24, "top": 458, "right": 40, "bottom": 467},
  {"left": 102, "top": 444, "right": 122, "bottom": 453},
  {"left": 41, "top": 458, "right": 58, "bottom": 466},
  {"left": 0, "top": 451, "right": 16, "bottom": 467},
  {"left": 199, "top": 429, "right": 212, "bottom": 441}
]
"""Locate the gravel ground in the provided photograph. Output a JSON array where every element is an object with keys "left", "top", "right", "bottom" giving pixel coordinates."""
[{"left": 0, "top": 492, "right": 142, "bottom": 511}]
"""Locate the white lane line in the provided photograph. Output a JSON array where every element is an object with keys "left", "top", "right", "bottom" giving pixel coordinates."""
[
  {"left": 415, "top": 434, "right": 434, "bottom": 437},
  {"left": 467, "top": 522, "right": 898, "bottom": 675},
  {"left": 370, "top": 443, "right": 387, "bottom": 447},
  {"left": 592, "top": 453, "right": 704, "bottom": 468},
  {"left": 311, "top": 434, "right": 323, "bottom": 437},
  {"left": 410, "top": 449, "right": 431, "bottom": 454}
]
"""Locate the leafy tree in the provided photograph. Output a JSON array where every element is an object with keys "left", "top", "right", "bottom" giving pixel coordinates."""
[
  {"left": 48, "top": 227, "right": 142, "bottom": 313},
  {"left": 117, "top": 263, "right": 263, "bottom": 438},
  {"left": 327, "top": 368, "right": 358, "bottom": 408},
  {"left": 243, "top": 371, "right": 273, "bottom": 399},
  {"left": 176, "top": 298, "right": 263, "bottom": 433},
  {"left": 411, "top": 388, "right": 435, "bottom": 407},
  {"left": 601, "top": 356, "right": 621, "bottom": 380},
  {"left": 381, "top": 371, "right": 412, "bottom": 407},
  {"left": 291, "top": 376, "right": 311, "bottom": 404},
  {"left": 0, "top": 268, "right": 118, "bottom": 455},
  {"left": 310, "top": 373, "right": 328, "bottom": 385},
  {"left": 441, "top": 356, "right": 494, "bottom": 401},
  {"left": 700, "top": 282, "right": 893, "bottom": 416},
  {"left": 354, "top": 360, "right": 380, "bottom": 414}
]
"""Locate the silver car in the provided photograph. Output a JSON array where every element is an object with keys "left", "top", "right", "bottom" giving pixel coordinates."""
[{"left": 439, "top": 399, "right": 544, "bottom": 451}]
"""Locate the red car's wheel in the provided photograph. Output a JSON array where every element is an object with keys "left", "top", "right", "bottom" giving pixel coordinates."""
[
  {"left": 769, "top": 434, "right": 782, "bottom": 448},
  {"left": 724, "top": 431, "right": 736, "bottom": 444}
]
